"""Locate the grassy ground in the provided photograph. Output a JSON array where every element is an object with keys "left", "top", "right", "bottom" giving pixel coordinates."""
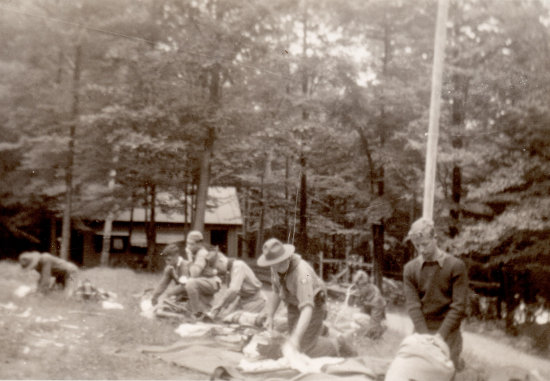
[
  {"left": 1, "top": 260, "right": 547, "bottom": 380},
  {"left": 0, "top": 260, "right": 205, "bottom": 380}
]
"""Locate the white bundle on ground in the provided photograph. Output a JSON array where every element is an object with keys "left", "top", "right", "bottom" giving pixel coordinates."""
[
  {"left": 242, "top": 331, "right": 273, "bottom": 360},
  {"left": 14, "top": 285, "right": 33, "bottom": 298},
  {"left": 174, "top": 322, "right": 216, "bottom": 338},
  {"left": 238, "top": 357, "right": 289, "bottom": 373},
  {"left": 101, "top": 300, "right": 124, "bottom": 310},
  {"left": 281, "top": 342, "right": 344, "bottom": 373},
  {"left": 139, "top": 299, "right": 156, "bottom": 319},
  {"left": 384, "top": 333, "right": 454, "bottom": 381}
]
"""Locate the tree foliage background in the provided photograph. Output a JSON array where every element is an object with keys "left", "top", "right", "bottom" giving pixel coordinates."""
[{"left": 0, "top": 0, "right": 549, "bottom": 303}]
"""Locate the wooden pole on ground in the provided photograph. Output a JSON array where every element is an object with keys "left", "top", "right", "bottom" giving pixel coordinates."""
[{"left": 423, "top": 0, "right": 450, "bottom": 220}]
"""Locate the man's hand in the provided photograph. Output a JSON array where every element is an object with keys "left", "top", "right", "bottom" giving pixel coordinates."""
[
  {"left": 210, "top": 306, "right": 220, "bottom": 319},
  {"left": 151, "top": 297, "right": 158, "bottom": 306}
]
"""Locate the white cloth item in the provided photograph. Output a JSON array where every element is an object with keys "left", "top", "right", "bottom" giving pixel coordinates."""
[
  {"left": 0, "top": 302, "right": 18, "bottom": 310},
  {"left": 178, "top": 275, "right": 188, "bottom": 284},
  {"left": 140, "top": 299, "right": 156, "bottom": 319},
  {"left": 281, "top": 342, "right": 344, "bottom": 373},
  {"left": 14, "top": 285, "right": 33, "bottom": 298},
  {"left": 238, "top": 357, "right": 290, "bottom": 373},
  {"left": 174, "top": 322, "right": 216, "bottom": 338},
  {"left": 242, "top": 331, "right": 272, "bottom": 360},
  {"left": 101, "top": 300, "right": 124, "bottom": 310},
  {"left": 384, "top": 333, "right": 454, "bottom": 381}
]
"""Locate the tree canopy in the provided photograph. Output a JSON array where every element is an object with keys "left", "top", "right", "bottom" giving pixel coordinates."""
[{"left": 0, "top": 0, "right": 549, "bottom": 288}]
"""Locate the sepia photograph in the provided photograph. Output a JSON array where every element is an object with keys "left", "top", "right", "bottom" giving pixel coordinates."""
[{"left": 0, "top": 0, "right": 549, "bottom": 380}]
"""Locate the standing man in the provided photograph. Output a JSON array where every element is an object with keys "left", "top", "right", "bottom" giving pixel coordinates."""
[
  {"left": 258, "top": 238, "right": 341, "bottom": 358},
  {"left": 19, "top": 251, "right": 79, "bottom": 296},
  {"left": 210, "top": 256, "right": 266, "bottom": 318},
  {"left": 403, "top": 218, "right": 469, "bottom": 370},
  {"left": 151, "top": 244, "right": 189, "bottom": 306}
]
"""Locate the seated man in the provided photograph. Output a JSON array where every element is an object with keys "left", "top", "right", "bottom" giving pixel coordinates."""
[
  {"left": 351, "top": 270, "right": 387, "bottom": 339},
  {"left": 258, "top": 238, "right": 347, "bottom": 358},
  {"left": 151, "top": 244, "right": 189, "bottom": 306},
  {"left": 183, "top": 230, "right": 224, "bottom": 318},
  {"left": 210, "top": 256, "right": 266, "bottom": 319},
  {"left": 19, "top": 251, "right": 79, "bottom": 295}
]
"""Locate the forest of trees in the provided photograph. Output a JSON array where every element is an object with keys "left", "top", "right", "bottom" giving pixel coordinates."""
[{"left": 1, "top": 0, "right": 549, "bottom": 307}]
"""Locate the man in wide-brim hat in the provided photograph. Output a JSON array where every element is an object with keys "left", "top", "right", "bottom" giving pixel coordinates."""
[{"left": 258, "top": 238, "right": 343, "bottom": 357}]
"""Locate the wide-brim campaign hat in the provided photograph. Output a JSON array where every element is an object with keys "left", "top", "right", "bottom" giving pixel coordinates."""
[{"left": 257, "top": 238, "right": 295, "bottom": 267}]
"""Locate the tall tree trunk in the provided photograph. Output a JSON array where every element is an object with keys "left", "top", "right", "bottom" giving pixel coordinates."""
[
  {"left": 192, "top": 126, "right": 215, "bottom": 232},
  {"left": 60, "top": 43, "right": 81, "bottom": 261},
  {"left": 125, "top": 195, "right": 134, "bottom": 255},
  {"left": 372, "top": 167, "right": 385, "bottom": 291},
  {"left": 255, "top": 149, "right": 273, "bottom": 255},
  {"left": 145, "top": 183, "right": 157, "bottom": 270},
  {"left": 193, "top": 59, "right": 221, "bottom": 232},
  {"left": 371, "top": 13, "right": 391, "bottom": 292},
  {"left": 241, "top": 187, "right": 249, "bottom": 258},
  {"left": 449, "top": 5, "right": 468, "bottom": 238},
  {"left": 284, "top": 155, "right": 290, "bottom": 240},
  {"left": 49, "top": 215, "right": 57, "bottom": 255},
  {"left": 100, "top": 147, "right": 119, "bottom": 266},
  {"left": 297, "top": 0, "right": 309, "bottom": 254}
]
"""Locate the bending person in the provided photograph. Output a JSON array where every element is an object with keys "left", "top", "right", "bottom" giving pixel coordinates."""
[
  {"left": 19, "top": 251, "right": 78, "bottom": 295},
  {"left": 210, "top": 256, "right": 266, "bottom": 318},
  {"left": 184, "top": 230, "right": 224, "bottom": 318},
  {"left": 257, "top": 238, "right": 342, "bottom": 358},
  {"left": 151, "top": 244, "right": 189, "bottom": 306}
]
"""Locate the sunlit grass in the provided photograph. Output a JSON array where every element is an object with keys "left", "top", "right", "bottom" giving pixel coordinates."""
[{"left": 0, "top": 260, "right": 205, "bottom": 380}]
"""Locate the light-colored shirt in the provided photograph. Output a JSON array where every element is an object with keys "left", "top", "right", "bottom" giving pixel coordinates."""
[
  {"left": 228, "top": 260, "right": 262, "bottom": 299},
  {"left": 271, "top": 254, "right": 325, "bottom": 310}
]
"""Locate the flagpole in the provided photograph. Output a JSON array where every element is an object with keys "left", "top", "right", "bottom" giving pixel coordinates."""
[{"left": 423, "top": 0, "right": 450, "bottom": 220}]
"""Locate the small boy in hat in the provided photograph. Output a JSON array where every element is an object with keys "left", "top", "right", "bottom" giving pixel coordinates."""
[{"left": 351, "top": 270, "right": 386, "bottom": 339}]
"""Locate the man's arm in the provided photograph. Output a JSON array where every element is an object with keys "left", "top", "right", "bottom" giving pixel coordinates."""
[
  {"left": 438, "top": 260, "right": 469, "bottom": 339},
  {"left": 264, "top": 289, "right": 281, "bottom": 330},
  {"left": 189, "top": 250, "right": 207, "bottom": 278},
  {"left": 211, "top": 266, "right": 245, "bottom": 312},
  {"left": 151, "top": 267, "right": 173, "bottom": 305},
  {"left": 288, "top": 305, "right": 313, "bottom": 350},
  {"left": 403, "top": 263, "right": 429, "bottom": 333}
]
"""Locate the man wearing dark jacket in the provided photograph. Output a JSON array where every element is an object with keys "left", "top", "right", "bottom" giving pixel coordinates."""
[{"left": 403, "top": 218, "right": 469, "bottom": 369}]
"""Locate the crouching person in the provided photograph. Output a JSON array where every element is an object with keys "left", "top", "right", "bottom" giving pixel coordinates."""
[
  {"left": 258, "top": 238, "right": 348, "bottom": 358},
  {"left": 352, "top": 270, "right": 387, "bottom": 339},
  {"left": 184, "top": 230, "right": 225, "bottom": 319},
  {"left": 19, "top": 251, "right": 79, "bottom": 296},
  {"left": 210, "top": 256, "right": 266, "bottom": 319},
  {"left": 151, "top": 244, "right": 190, "bottom": 306}
]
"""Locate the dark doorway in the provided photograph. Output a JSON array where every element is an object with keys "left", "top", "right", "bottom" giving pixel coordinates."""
[
  {"left": 210, "top": 230, "right": 228, "bottom": 255},
  {"left": 70, "top": 230, "right": 84, "bottom": 265}
]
